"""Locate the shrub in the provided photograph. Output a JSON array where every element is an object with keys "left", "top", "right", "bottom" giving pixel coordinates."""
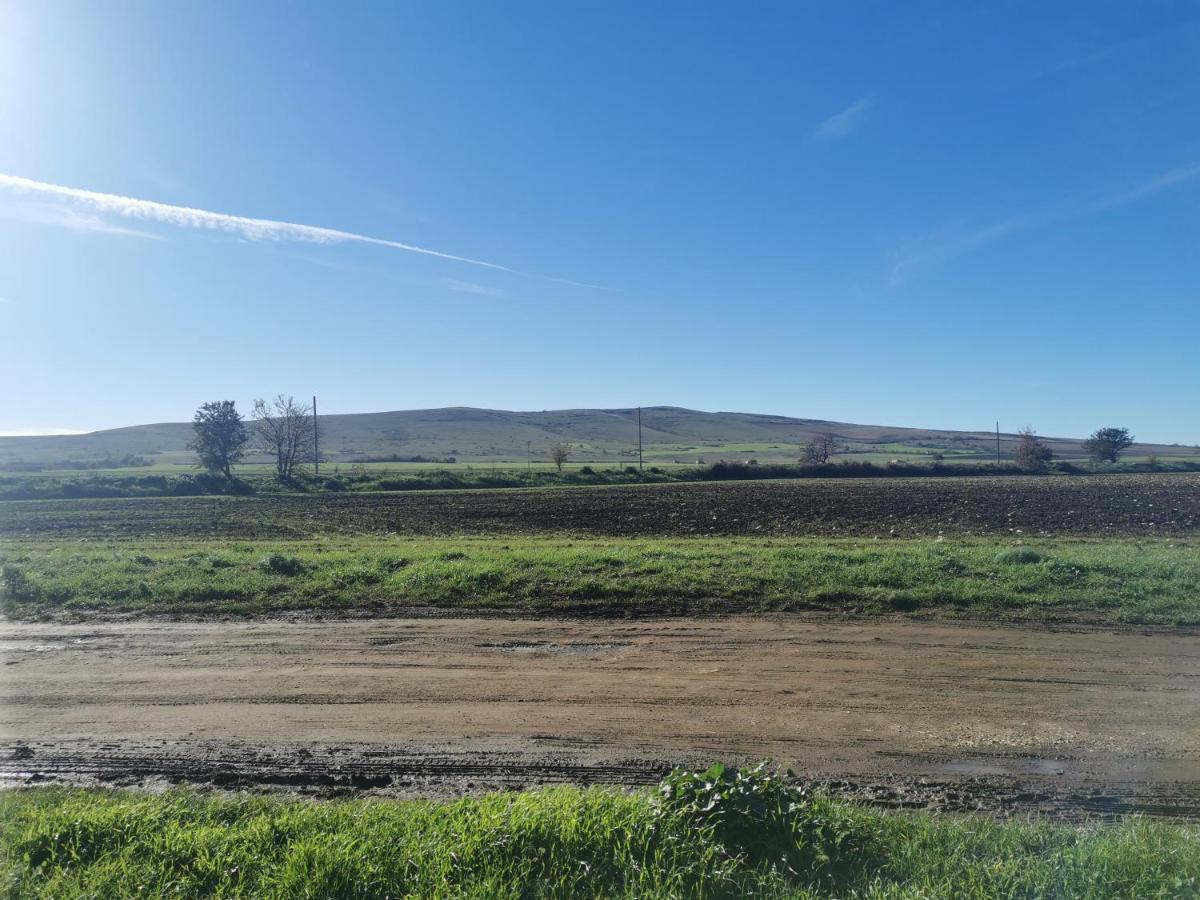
[
  {"left": 1, "top": 566, "right": 34, "bottom": 601},
  {"left": 656, "top": 761, "right": 803, "bottom": 860},
  {"left": 996, "top": 547, "right": 1045, "bottom": 565},
  {"left": 1014, "top": 427, "right": 1054, "bottom": 471},
  {"left": 259, "top": 553, "right": 306, "bottom": 576},
  {"left": 655, "top": 762, "right": 882, "bottom": 878}
]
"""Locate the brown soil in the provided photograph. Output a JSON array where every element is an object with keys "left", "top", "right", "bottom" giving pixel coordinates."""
[
  {"left": 3, "top": 616, "right": 1199, "bottom": 819},
  {"left": 4, "top": 473, "right": 1198, "bottom": 539}
]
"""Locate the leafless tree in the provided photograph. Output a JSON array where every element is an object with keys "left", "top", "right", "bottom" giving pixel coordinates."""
[
  {"left": 550, "top": 443, "right": 570, "bottom": 472},
  {"left": 801, "top": 432, "right": 837, "bottom": 465},
  {"left": 1014, "top": 426, "right": 1054, "bottom": 471},
  {"left": 253, "top": 395, "right": 317, "bottom": 480}
]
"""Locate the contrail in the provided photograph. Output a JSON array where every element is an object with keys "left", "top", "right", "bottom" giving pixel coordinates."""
[{"left": 0, "top": 172, "right": 518, "bottom": 273}]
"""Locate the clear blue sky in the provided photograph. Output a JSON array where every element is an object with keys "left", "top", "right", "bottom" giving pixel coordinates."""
[{"left": 1, "top": 1, "right": 1197, "bottom": 442}]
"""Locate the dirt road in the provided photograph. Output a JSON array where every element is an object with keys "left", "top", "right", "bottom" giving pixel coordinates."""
[{"left": 3, "top": 616, "right": 1199, "bottom": 818}]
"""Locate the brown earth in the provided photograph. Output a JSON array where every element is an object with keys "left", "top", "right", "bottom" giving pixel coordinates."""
[
  {"left": 3, "top": 615, "right": 1199, "bottom": 819},
  {"left": 3, "top": 473, "right": 1199, "bottom": 540}
]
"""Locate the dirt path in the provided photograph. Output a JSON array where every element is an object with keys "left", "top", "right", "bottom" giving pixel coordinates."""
[{"left": 3, "top": 616, "right": 1199, "bottom": 818}]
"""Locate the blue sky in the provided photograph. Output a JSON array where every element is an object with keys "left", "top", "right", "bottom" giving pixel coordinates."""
[{"left": 1, "top": 1, "right": 1198, "bottom": 442}]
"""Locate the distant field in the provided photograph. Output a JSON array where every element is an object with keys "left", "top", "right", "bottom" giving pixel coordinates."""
[
  {"left": 9, "top": 451, "right": 1200, "bottom": 480},
  {"left": 0, "top": 452, "right": 991, "bottom": 479},
  {"left": 3, "top": 474, "right": 1197, "bottom": 539},
  {"left": 0, "top": 459, "right": 656, "bottom": 479}
]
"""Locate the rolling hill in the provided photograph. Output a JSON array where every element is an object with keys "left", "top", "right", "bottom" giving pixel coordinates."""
[{"left": 2, "top": 407, "right": 1196, "bottom": 472}]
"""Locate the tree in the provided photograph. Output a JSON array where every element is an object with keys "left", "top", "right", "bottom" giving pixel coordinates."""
[
  {"left": 252, "top": 395, "right": 317, "bottom": 480},
  {"left": 550, "top": 443, "right": 570, "bottom": 472},
  {"left": 189, "top": 400, "right": 248, "bottom": 480},
  {"left": 1013, "top": 426, "right": 1053, "bottom": 471},
  {"left": 800, "top": 432, "right": 837, "bottom": 465},
  {"left": 1082, "top": 427, "right": 1134, "bottom": 464}
]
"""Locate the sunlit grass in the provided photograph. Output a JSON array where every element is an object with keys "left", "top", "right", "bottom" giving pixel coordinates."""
[
  {"left": 3, "top": 536, "right": 1197, "bottom": 624},
  {"left": 2, "top": 786, "right": 1196, "bottom": 898}
]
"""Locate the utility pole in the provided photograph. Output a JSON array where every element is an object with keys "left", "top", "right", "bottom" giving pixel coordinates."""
[
  {"left": 313, "top": 395, "right": 319, "bottom": 476},
  {"left": 527, "top": 440, "right": 531, "bottom": 473},
  {"left": 995, "top": 421, "right": 1000, "bottom": 464},
  {"left": 637, "top": 406, "right": 644, "bottom": 470}
]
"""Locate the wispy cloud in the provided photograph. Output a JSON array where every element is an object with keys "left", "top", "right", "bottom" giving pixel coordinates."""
[
  {"left": 0, "top": 198, "right": 162, "bottom": 239},
  {"left": 435, "top": 277, "right": 507, "bottom": 298},
  {"left": 814, "top": 97, "right": 874, "bottom": 140},
  {"left": 890, "top": 160, "right": 1200, "bottom": 283},
  {"left": 1076, "top": 161, "right": 1200, "bottom": 214},
  {"left": 0, "top": 173, "right": 523, "bottom": 275},
  {"left": 0, "top": 296, "right": 14, "bottom": 305}
]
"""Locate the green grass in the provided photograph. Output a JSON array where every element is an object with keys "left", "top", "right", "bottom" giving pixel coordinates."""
[
  {"left": 4, "top": 536, "right": 1198, "bottom": 624},
  {"left": 2, "top": 784, "right": 1197, "bottom": 899}
]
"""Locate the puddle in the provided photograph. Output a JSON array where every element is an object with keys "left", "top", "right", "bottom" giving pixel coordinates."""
[
  {"left": 941, "top": 757, "right": 1069, "bottom": 777},
  {"left": 479, "top": 641, "right": 632, "bottom": 656}
]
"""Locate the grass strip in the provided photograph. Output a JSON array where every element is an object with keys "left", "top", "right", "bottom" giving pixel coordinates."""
[
  {"left": 3, "top": 536, "right": 1198, "bottom": 624},
  {"left": 2, "top": 784, "right": 1197, "bottom": 899}
]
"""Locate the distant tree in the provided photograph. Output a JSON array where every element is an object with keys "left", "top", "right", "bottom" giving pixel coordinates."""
[
  {"left": 1082, "top": 427, "right": 1134, "bottom": 464},
  {"left": 189, "top": 400, "right": 248, "bottom": 480},
  {"left": 550, "top": 443, "right": 570, "bottom": 472},
  {"left": 253, "top": 395, "right": 317, "bottom": 480},
  {"left": 1013, "top": 426, "right": 1054, "bottom": 471},
  {"left": 800, "top": 432, "right": 837, "bottom": 465}
]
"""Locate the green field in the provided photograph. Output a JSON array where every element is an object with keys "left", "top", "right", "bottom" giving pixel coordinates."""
[
  {"left": 4, "top": 777, "right": 1197, "bottom": 899},
  {"left": 5, "top": 535, "right": 1198, "bottom": 624},
  {"left": 9, "top": 451, "right": 1200, "bottom": 481}
]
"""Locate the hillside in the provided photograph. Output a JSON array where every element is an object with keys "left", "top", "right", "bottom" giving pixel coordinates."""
[{"left": 1, "top": 406, "right": 1195, "bottom": 471}]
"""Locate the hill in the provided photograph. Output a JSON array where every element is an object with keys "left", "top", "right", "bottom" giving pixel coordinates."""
[{"left": 1, "top": 406, "right": 1195, "bottom": 471}]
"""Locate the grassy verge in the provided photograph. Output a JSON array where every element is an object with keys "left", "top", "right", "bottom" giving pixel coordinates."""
[
  {"left": 3, "top": 536, "right": 1197, "bottom": 624},
  {"left": 3, "top": 778, "right": 1197, "bottom": 899}
]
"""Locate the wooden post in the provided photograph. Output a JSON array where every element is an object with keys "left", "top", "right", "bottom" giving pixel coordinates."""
[{"left": 638, "top": 406, "right": 644, "bottom": 470}]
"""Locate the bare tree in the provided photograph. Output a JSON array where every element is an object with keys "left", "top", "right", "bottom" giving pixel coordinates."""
[
  {"left": 189, "top": 400, "right": 249, "bottom": 480},
  {"left": 253, "top": 395, "right": 316, "bottom": 480},
  {"left": 1013, "top": 426, "right": 1053, "bottom": 471},
  {"left": 800, "top": 432, "right": 837, "bottom": 465},
  {"left": 550, "top": 443, "right": 570, "bottom": 472},
  {"left": 1082, "top": 427, "right": 1134, "bottom": 464}
]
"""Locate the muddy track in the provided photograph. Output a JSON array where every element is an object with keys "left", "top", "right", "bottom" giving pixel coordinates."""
[
  {"left": 3, "top": 616, "right": 1199, "bottom": 819},
  {"left": 6, "top": 738, "right": 1197, "bottom": 821},
  {"left": 3, "top": 473, "right": 1198, "bottom": 539}
]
